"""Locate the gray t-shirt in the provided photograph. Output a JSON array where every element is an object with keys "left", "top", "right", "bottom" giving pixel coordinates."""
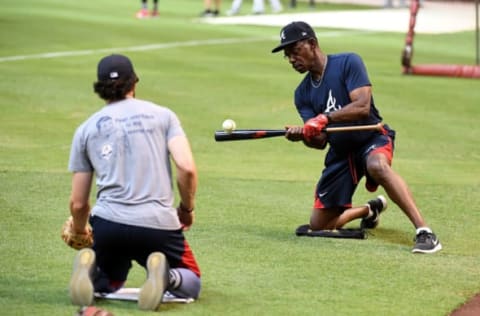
[{"left": 68, "top": 98, "right": 185, "bottom": 230}]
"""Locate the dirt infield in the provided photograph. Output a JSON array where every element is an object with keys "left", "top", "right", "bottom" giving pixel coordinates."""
[{"left": 450, "top": 293, "right": 480, "bottom": 316}]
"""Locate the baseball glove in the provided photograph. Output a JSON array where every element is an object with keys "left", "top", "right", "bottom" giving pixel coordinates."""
[{"left": 61, "top": 216, "right": 93, "bottom": 250}]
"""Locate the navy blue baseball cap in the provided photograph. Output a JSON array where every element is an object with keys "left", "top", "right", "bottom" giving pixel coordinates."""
[
  {"left": 271, "top": 21, "right": 317, "bottom": 53},
  {"left": 97, "top": 54, "right": 136, "bottom": 81}
]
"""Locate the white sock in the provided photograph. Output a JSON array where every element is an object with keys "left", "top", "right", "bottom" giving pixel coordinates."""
[
  {"left": 365, "top": 204, "right": 374, "bottom": 218},
  {"left": 169, "top": 269, "right": 182, "bottom": 289},
  {"left": 416, "top": 227, "right": 432, "bottom": 235}
]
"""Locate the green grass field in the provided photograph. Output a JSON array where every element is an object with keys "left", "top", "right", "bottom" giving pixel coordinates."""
[{"left": 1, "top": 0, "right": 479, "bottom": 315}]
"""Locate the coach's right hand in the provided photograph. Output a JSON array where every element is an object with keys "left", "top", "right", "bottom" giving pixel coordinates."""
[{"left": 303, "top": 114, "right": 329, "bottom": 140}]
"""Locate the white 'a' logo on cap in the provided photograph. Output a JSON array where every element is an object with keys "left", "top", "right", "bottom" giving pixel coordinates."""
[
  {"left": 280, "top": 30, "right": 286, "bottom": 40},
  {"left": 301, "top": 32, "right": 307, "bottom": 36}
]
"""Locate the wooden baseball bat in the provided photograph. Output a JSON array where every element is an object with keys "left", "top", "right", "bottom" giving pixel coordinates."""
[{"left": 214, "top": 123, "right": 384, "bottom": 142}]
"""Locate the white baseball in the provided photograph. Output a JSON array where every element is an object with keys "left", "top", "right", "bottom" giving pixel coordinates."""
[{"left": 222, "top": 119, "right": 236, "bottom": 133}]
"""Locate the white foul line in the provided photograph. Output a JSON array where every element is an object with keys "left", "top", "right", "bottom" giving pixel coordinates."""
[
  {"left": 0, "top": 31, "right": 372, "bottom": 63},
  {"left": 0, "top": 38, "right": 266, "bottom": 63}
]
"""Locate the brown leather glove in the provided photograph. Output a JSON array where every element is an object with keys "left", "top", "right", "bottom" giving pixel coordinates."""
[{"left": 61, "top": 216, "right": 93, "bottom": 250}]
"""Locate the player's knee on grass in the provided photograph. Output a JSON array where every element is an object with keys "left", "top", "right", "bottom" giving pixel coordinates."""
[{"left": 168, "top": 268, "right": 201, "bottom": 299}]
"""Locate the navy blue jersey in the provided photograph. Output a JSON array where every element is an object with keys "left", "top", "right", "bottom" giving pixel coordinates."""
[{"left": 294, "top": 53, "right": 383, "bottom": 155}]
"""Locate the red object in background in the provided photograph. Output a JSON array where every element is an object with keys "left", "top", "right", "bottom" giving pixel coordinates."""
[{"left": 402, "top": 0, "right": 480, "bottom": 79}]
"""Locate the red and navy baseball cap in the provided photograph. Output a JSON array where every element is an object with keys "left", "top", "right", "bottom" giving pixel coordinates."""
[
  {"left": 271, "top": 21, "right": 317, "bottom": 53},
  {"left": 97, "top": 54, "right": 136, "bottom": 81}
]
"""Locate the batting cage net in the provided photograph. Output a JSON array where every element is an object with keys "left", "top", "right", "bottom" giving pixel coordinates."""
[{"left": 402, "top": 0, "right": 480, "bottom": 78}]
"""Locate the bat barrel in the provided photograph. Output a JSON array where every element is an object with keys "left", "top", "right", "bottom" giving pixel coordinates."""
[{"left": 215, "top": 129, "right": 285, "bottom": 141}]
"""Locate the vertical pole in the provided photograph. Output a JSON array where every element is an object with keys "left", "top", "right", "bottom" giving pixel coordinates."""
[
  {"left": 476, "top": 0, "right": 479, "bottom": 65},
  {"left": 401, "top": 0, "right": 420, "bottom": 73}
]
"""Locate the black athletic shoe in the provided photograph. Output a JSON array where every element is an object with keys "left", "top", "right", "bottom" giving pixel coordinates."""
[
  {"left": 361, "top": 195, "right": 387, "bottom": 229},
  {"left": 412, "top": 231, "right": 442, "bottom": 254},
  {"left": 200, "top": 9, "right": 212, "bottom": 17}
]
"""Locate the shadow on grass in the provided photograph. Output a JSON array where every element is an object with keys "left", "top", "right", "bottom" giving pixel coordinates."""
[
  {"left": 93, "top": 289, "right": 230, "bottom": 314},
  {"left": 232, "top": 224, "right": 299, "bottom": 242},
  {"left": 95, "top": 298, "right": 195, "bottom": 313},
  {"left": 364, "top": 227, "right": 412, "bottom": 247},
  {"left": 234, "top": 223, "right": 413, "bottom": 248}
]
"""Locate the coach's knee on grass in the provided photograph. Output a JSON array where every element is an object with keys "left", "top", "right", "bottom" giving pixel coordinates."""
[{"left": 310, "top": 209, "right": 338, "bottom": 230}]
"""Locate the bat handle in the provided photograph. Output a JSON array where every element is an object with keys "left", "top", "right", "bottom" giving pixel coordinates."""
[{"left": 324, "top": 122, "right": 384, "bottom": 133}]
